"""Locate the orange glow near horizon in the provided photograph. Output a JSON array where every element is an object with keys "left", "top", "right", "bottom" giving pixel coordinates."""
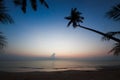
[
  {"left": 7, "top": 26, "right": 110, "bottom": 59},
  {"left": 7, "top": 47, "right": 108, "bottom": 58}
]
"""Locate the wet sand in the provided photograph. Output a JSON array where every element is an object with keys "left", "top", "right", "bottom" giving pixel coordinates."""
[{"left": 0, "top": 69, "right": 120, "bottom": 80}]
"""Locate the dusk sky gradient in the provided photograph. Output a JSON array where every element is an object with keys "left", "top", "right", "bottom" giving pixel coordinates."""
[{"left": 0, "top": 0, "right": 120, "bottom": 59}]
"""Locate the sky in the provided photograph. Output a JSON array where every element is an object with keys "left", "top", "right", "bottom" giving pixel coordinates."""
[{"left": 0, "top": 0, "right": 120, "bottom": 59}]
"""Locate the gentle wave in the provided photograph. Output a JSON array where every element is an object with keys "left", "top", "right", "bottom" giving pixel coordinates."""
[{"left": 0, "top": 60, "right": 120, "bottom": 72}]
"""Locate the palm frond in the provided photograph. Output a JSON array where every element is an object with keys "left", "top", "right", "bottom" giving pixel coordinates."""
[
  {"left": 0, "top": 13, "right": 14, "bottom": 24},
  {"left": 13, "top": 0, "right": 22, "bottom": 6},
  {"left": 106, "top": 3, "right": 120, "bottom": 21},
  {"left": 0, "top": 0, "right": 14, "bottom": 24},
  {"left": 39, "top": 0, "right": 49, "bottom": 8},
  {"left": 0, "top": 0, "right": 7, "bottom": 12},
  {"left": 13, "top": 0, "right": 49, "bottom": 13},
  {"left": 65, "top": 16, "right": 71, "bottom": 20},
  {"left": 30, "top": 0, "right": 37, "bottom": 11},
  {"left": 21, "top": 0, "right": 27, "bottom": 13},
  {"left": 67, "top": 21, "right": 72, "bottom": 27},
  {"left": 0, "top": 32, "right": 7, "bottom": 50},
  {"left": 108, "top": 43, "right": 120, "bottom": 56},
  {"left": 102, "top": 31, "right": 120, "bottom": 41},
  {"left": 13, "top": 0, "right": 27, "bottom": 13}
]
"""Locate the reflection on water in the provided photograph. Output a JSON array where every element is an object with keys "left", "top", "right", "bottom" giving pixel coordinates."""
[{"left": 0, "top": 60, "right": 120, "bottom": 72}]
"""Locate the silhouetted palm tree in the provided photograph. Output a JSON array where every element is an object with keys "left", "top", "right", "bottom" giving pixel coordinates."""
[
  {"left": 65, "top": 8, "right": 120, "bottom": 56},
  {"left": 13, "top": 0, "right": 49, "bottom": 13},
  {"left": 65, "top": 8, "right": 84, "bottom": 28},
  {"left": 65, "top": 8, "right": 120, "bottom": 42}
]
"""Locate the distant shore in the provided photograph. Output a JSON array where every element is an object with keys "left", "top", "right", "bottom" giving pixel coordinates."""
[{"left": 0, "top": 66, "right": 120, "bottom": 80}]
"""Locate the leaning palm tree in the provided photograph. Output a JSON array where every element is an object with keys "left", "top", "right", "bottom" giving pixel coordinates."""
[
  {"left": 65, "top": 8, "right": 120, "bottom": 55},
  {"left": 13, "top": 0, "right": 49, "bottom": 13},
  {"left": 65, "top": 8, "right": 120, "bottom": 42}
]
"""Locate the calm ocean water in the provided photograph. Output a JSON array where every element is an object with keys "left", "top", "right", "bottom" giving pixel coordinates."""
[{"left": 0, "top": 60, "right": 120, "bottom": 72}]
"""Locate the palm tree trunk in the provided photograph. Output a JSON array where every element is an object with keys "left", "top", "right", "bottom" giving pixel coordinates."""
[{"left": 78, "top": 25, "right": 120, "bottom": 42}]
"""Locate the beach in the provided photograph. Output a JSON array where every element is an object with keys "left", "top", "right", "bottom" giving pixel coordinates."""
[
  {"left": 0, "top": 60, "right": 120, "bottom": 80},
  {"left": 0, "top": 69, "right": 120, "bottom": 80}
]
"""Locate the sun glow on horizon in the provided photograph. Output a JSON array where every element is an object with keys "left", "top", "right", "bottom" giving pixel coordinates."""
[{"left": 5, "top": 23, "right": 110, "bottom": 59}]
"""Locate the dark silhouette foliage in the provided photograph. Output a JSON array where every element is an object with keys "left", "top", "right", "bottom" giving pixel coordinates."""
[
  {"left": 13, "top": 0, "right": 49, "bottom": 13},
  {"left": 103, "top": 4, "right": 120, "bottom": 41},
  {"left": 31, "top": 0, "right": 37, "bottom": 11},
  {"left": 0, "top": 0, "right": 14, "bottom": 24},
  {"left": 0, "top": 0, "right": 13, "bottom": 51},
  {"left": 39, "top": 0, "right": 49, "bottom": 8},
  {"left": 102, "top": 4, "right": 120, "bottom": 56},
  {"left": 102, "top": 31, "right": 120, "bottom": 41},
  {"left": 0, "top": 32, "right": 6, "bottom": 50},
  {"left": 108, "top": 43, "right": 120, "bottom": 56},
  {"left": 106, "top": 3, "right": 120, "bottom": 21},
  {"left": 104, "top": 4, "right": 120, "bottom": 39}
]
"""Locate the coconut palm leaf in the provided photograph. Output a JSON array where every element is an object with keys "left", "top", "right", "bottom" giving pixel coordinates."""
[
  {"left": 30, "top": 0, "right": 37, "bottom": 11},
  {"left": 21, "top": 0, "right": 27, "bottom": 13},
  {"left": 106, "top": 3, "right": 120, "bottom": 21},
  {"left": 102, "top": 31, "right": 120, "bottom": 41},
  {"left": 0, "top": 0, "right": 13, "bottom": 50},
  {"left": 13, "top": 0, "right": 49, "bottom": 13},
  {"left": 0, "top": 32, "right": 6, "bottom": 50},
  {"left": 0, "top": 13, "right": 14, "bottom": 24},
  {"left": 13, "top": 0, "right": 22, "bottom": 6},
  {"left": 0, "top": 0, "right": 6, "bottom": 12},
  {"left": 39, "top": 0, "right": 49, "bottom": 8},
  {"left": 14, "top": 0, "right": 27, "bottom": 13},
  {"left": 0, "top": 0, "right": 14, "bottom": 24},
  {"left": 108, "top": 43, "right": 120, "bottom": 56}
]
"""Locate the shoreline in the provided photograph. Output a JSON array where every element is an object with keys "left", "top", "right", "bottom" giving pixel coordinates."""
[{"left": 0, "top": 68, "right": 120, "bottom": 80}]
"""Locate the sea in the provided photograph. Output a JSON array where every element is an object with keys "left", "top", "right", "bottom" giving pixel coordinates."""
[{"left": 0, "top": 60, "right": 120, "bottom": 72}]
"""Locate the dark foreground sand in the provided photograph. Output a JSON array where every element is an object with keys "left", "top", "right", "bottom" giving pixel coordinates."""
[{"left": 0, "top": 69, "right": 120, "bottom": 80}]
